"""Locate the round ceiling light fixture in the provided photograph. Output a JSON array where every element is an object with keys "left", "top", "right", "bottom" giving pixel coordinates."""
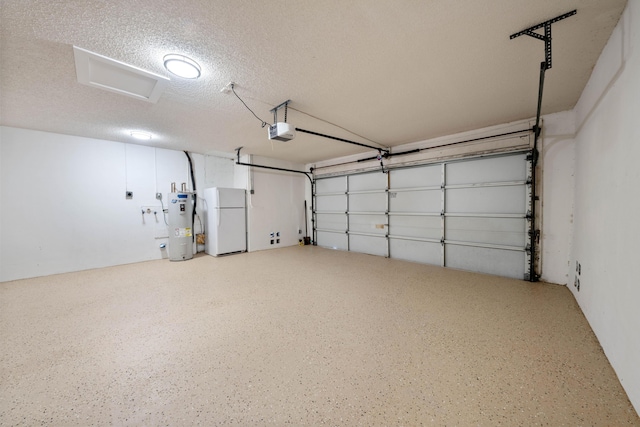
[
  {"left": 163, "top": 54, "right": 201, "bottom": 79},
  {"left": 130, "top": 131, "right": 153, "bottom": 140}
]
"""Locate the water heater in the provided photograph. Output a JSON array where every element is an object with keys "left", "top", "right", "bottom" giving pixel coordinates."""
[{"left": 168, "top": 183, "right": 194, "bottom": 261}]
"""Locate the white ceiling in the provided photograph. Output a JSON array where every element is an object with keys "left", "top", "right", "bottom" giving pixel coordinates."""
[{"left": 0, "top": 1, "right": 627, "bottom": 164}]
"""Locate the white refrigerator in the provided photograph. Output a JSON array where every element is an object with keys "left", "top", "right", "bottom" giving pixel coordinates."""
[{"left": 203, "top": 187, "right": 247, "bottom": 256}]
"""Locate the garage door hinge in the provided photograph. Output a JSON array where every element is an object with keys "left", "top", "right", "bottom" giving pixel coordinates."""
[
  {"left": 440, "top": 210, "right": 445, "bottom": 217},
  {"left": 525, "top": 210, "right": 532, "bottom": 220}
]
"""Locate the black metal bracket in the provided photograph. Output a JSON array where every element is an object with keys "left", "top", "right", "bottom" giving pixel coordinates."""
[
  {"left": 270, "top": 100, "right": 291, "bottom": 124},
  {"left": 377, "top": 150, "right": 387, "bottom": 174},
  {"left": 510, "top": 10, "right": 576, "bottom": 70}
]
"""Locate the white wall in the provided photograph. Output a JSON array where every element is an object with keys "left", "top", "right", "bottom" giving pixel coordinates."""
[
  {"left": 538, "top": 110, "right": 576, "bottom": 285},
  {"left": 0, "top": 127, "right": 309, "bottom": 281},
  {"left": 0, "top": 127, "right": 204, "bottom": 282},
  {"left": 569, "top": 1, "right": 640, "bottom": 414},
  {"left": 204, "top": 153, "right": 235, "bottom": 189},
  {"left": 235, "top": 155, "right": 308, "bottom": 252}
]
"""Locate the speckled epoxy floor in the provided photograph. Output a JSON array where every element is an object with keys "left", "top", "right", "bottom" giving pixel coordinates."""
[{"left": 1, "top": 246, "right": 638, "bottom": 425}]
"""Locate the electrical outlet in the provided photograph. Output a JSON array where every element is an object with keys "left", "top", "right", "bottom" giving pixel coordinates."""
[
  {"left": 156, "top": 192, "right": 162, "bottom": 200},
  {"left": 270, "top": 239, "right": 274, "bottom": 245},
  {"left": 276, "top": 232, "right": 280, "bottom": 237},
  {"left": 126, "top": 191, "right": 133, "bottom": 199},
  {"left": 574, "top": 260, "right": 582, "bottom": 292}
]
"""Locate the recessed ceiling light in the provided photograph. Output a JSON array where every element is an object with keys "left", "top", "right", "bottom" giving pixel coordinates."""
[
  {"left": 130, "top": 131, "right": 152, "bottom": 140},
  {"left": 163, "top": 54, "right": 201, "bottom": 79}
]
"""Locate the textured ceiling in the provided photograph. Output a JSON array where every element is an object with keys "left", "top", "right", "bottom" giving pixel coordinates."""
[{"left": 0, "top": 0, "right": 627, "bottom": 164}]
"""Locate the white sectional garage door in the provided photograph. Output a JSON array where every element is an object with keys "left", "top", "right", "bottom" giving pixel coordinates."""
[{"left": 314, "top": 152, "right": 532, "bottom": 280}]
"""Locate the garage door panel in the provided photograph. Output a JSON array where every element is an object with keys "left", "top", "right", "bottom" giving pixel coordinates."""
[
  {"left": 349, "top": 214, "right": 387, "bottom": 235},
  {"left": 316, "top": 194, "right": 346, "bottom": 211},
  {"left": 445, "top": 245, "right": 525, "bottom": 279},
  {"left": 316, "top": 177, "right": 346, "bottom": 193},
  {"left": 349, "top": 235, "right": 387, "bottom": 257},
  {"left": 391, "top": 165, "right": 440, "bottom": 188},
  {"left": 445, "top": 217, "right": 526, "bottom": 247},
  {"left": 446, "top": 186, "right": 526, "bottom": 214},
  {"left": 349, "top": 193, "right": 386, "bottom": 212},
  {"left": 317, "top": 231, "right": 348, "bottom": 250},
  {"left": 447, "top": 154, "right": 526, "bottom": 184},
  {"left": 349, "top": 173, "right": 386, "bottom": 191},
  {"left": 389, "top": 216, "right": 440, "bottom": 240},
  {"left": 316, "top": 213, "right": 346, "bottom": 232},
  {"left": 389, "top": 189, "right": 440, "bottom": 212},
  {"left": 390, "top": 239, "right": 441, "bottom": 265}
]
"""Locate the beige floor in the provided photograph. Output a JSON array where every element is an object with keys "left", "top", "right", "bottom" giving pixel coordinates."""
[{"left": 1, "top": 246, "right": 638, "bottom": 426}]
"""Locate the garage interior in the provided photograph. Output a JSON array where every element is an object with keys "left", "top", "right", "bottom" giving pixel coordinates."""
[{"left": 1, "top": 1, "right": 639, "bottom": 424}]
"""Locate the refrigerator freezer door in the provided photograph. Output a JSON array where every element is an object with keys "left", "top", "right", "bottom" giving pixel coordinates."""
[
  {"left": 215, "top": 208, "right": 246, "bottom": 255},
  {"left": 216, "top": 188, "right": 246, "bottom": 208}
]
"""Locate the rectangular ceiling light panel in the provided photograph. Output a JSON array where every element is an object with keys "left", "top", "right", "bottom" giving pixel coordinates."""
[{"left": 73, "top": 46, "right": 169, "bottom": 103}]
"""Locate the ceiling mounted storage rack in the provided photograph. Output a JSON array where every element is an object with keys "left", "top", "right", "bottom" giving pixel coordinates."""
[{"left": 510, "top": 9, "right": 576, "bottom": 282}]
